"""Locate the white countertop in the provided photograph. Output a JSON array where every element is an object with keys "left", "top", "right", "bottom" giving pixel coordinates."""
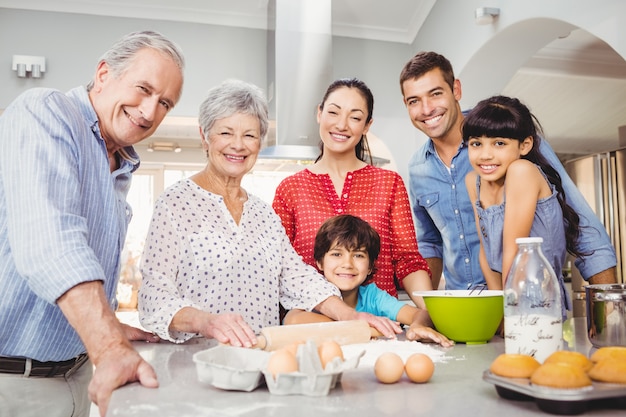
[{"left": 106, "top": 318, "right": 622, "bottom": 416}]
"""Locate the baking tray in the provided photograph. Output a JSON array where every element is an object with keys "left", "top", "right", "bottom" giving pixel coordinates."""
[{"left": 483, "top": 370, "right": 626, "bottom": 415}]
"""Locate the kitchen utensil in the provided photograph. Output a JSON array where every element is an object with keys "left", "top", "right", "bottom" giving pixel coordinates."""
[
  {"left": 413, "top": 290, "right": 503, "bottom": 344},
  {"left": 252, "top": 320, "right": 372, "bottom": 351},
  {"left": 585, "top": 283, "right": 626, "bottom": 347}
]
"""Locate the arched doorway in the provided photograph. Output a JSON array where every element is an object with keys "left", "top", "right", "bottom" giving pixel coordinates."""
[{"left": 457, "top": 18, "right": 626, "bottom": 160}]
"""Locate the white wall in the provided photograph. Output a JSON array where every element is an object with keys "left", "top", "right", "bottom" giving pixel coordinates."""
[
  {"left": 0, "top": 8, "right": 267, "bottom": 118},
  {"left": 0, "top": 7, "right": 418, "bottom": 178},
  {"left": 2, "top": 1, "right": 625, "bottom": 182},
  {"left": 412, "top": 0, "right": 626, "bottom": 110}
]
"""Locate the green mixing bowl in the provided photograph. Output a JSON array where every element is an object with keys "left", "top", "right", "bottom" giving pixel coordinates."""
[{"left": 413, "top": 290, "right": 503, "bottom": 344}]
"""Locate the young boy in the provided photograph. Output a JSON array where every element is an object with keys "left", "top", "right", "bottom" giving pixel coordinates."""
[{"left": 284, "top": 214, "right": 453, "bottom": 346}]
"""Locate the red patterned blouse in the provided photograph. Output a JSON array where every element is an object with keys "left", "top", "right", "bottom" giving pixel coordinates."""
[{"left": 272, "top": 165, "right": 430, "bottom": 297}]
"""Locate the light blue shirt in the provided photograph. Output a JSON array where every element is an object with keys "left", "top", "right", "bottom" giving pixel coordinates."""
[
  {"left": 0, "top": 87, "right": 138, "bottom": 361},
  {"left": 408, "top": 133, "right": 616, "bottom": 290},
  {"left": 356, "top": 284, "right": 404, "bottom": 320}
]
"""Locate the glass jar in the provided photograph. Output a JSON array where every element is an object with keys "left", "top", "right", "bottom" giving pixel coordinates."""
[{"left": 503, "top": 237, "right": 563, "bottom": 363}]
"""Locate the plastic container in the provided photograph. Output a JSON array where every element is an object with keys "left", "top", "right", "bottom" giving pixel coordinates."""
[
  {"left": 193, "top": 345, "right": 270, "bottom": 392},
  {"left": 504, "top": 237, "right": 563, "bottom": 363}
]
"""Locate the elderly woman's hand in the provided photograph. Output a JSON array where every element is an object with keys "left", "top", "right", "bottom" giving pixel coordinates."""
[{"left": 197, "top": 312, "right": 258, "bottom": 348}]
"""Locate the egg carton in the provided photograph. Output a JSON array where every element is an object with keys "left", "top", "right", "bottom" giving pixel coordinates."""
[
  {"left": 193, "top": 345, "right": 270, "bottom": 392},
  {"left": 262, "top": 340, "right": 365, "bottom": 396}
]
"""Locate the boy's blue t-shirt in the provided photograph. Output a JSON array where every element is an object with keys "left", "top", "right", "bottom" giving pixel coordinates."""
[{"left": 356, "top": 284, "right": 405, "bottom": 320}]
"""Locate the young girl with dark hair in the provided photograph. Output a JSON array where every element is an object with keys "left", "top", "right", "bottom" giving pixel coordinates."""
[{"left": 463, "top": 95, "right": 585, "bottom": 318}]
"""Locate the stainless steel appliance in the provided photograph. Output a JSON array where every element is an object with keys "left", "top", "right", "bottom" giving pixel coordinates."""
[
  {"left": 565, "top": 148, "right": 626, "bottom": 317},
  {"left": 585, "top": 283, "right": 626, "bottom": 347}
]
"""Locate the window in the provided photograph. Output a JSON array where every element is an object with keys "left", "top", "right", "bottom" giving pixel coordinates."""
[{"left": 116, "top": 164, "right": 203, "bottom": 309}]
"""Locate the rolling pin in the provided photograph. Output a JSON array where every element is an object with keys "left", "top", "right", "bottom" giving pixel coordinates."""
[{"left": 253, "top": 320, "right": 372, "bottom": 351}]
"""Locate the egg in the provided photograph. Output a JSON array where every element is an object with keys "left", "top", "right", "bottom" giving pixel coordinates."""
[
  {"left": 318, "top": 340, "right": 344, "bottom": 369},
  {"left": 404, "top": 353, "right": 435, "bottom": 383},
  {"left": 266, "top": 348, "right": 298, "bottom": 379},
  {"left": 374, "top": 352, "right": 405, "bottom": 384}
]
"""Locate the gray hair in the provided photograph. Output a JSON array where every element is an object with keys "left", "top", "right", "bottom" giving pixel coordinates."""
[
  {"left": 86, "top": 30, "right": 185, "bottom": 97},
  {"left": 198, "top": 79, "right": 269, "bottom": 140}
]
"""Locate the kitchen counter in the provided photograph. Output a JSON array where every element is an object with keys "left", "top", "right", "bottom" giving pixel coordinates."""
[{"left": 107, "top": 318, "right": 621, "bottom": 416}]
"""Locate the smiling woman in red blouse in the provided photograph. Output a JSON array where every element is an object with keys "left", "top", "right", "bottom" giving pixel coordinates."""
[{"left": 272, "top": 78, "right": 433, "bottom": 309}]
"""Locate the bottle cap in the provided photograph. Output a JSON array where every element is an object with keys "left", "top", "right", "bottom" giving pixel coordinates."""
[{"left": 515, "top": 237, "right": 543, "bottom": 244}]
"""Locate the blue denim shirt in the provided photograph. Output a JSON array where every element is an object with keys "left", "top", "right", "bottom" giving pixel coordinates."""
[
  {"left": 475, "top": 170, "right": 571, "bottom": 318},
  {"left": 0, "top": 87, "right": 138, "bottom": 361},
  {"left": 408, "top": 137, "right": 616, "bottom": 290}
]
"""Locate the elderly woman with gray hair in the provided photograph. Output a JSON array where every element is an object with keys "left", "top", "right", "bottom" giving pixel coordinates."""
[{"left": 138, "top": 79, "right": 401, "bottom": 348}]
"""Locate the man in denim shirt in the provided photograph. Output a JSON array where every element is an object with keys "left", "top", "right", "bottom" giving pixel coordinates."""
[{"left": 400, "top": 51, "right": 616, "bottom": 291}]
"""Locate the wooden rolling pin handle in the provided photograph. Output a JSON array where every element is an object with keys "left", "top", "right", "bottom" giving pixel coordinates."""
[{"left": 370, "top": 327, "right": 384, "bottom": 339}]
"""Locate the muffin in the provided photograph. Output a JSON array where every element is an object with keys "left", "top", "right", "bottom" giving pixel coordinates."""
[
  {"left": 490, "top": 353, "right": 541, "bottom": 378},
  {"left": 588, "top": 358, "right": 626, "bottom": 384},
  {"left": 543, "top": 350, "right": 593, "bottom": 372},
  {"left": 590, "top": 346, "right": 626, "bottom": 363},
  {"left": 530, "top": 362, "right": 592, "bottom": 389}
]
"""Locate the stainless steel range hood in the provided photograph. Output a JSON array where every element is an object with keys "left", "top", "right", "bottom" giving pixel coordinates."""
[
  {"left": 259, "top": 0, "right": 389, "bottom": 166},
  {"left": 259, "top": 0, "right": 332, "bottom": 161}
]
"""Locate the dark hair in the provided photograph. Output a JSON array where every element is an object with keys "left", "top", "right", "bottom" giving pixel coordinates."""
[
  {"left": 462, "top": 95, "right": 587, "bottom": 258},
  {"left": 316, "top": 78, "right": 374, "bottom": 165},
  {"left": 399, "top": 51, "right": 455, "bottom": 95},
  {"left": 314, "top": 215, "right": 380, "bottom": 284}
]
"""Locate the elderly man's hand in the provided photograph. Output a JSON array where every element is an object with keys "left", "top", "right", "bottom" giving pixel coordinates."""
[{"left": 89, "top": 342, "right": 158, "bottom": 417}]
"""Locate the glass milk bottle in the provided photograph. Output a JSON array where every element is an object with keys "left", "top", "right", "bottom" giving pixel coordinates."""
[{"left": 504, "top": 237, "right": 563, "bottom": 363}]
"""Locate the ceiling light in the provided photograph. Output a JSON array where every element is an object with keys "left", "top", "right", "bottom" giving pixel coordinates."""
[
  {"left": 147, "top": 142, "right": 181, "bottom": 152},
  {"left": 475, "top": 7, "right": 500, "bottom": 25}
]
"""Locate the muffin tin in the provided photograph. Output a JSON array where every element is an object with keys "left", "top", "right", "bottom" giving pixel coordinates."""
[
  {"left": 193, "top": 341, "right": 364, "bottom": 396},
  {"left": 483, "top": 370, "right": 626, "bottom": 415}
]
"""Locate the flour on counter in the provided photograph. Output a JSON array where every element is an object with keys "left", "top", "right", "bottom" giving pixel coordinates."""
[{"left": 341, "top": 339, "right": 455, "bottom": 368}]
